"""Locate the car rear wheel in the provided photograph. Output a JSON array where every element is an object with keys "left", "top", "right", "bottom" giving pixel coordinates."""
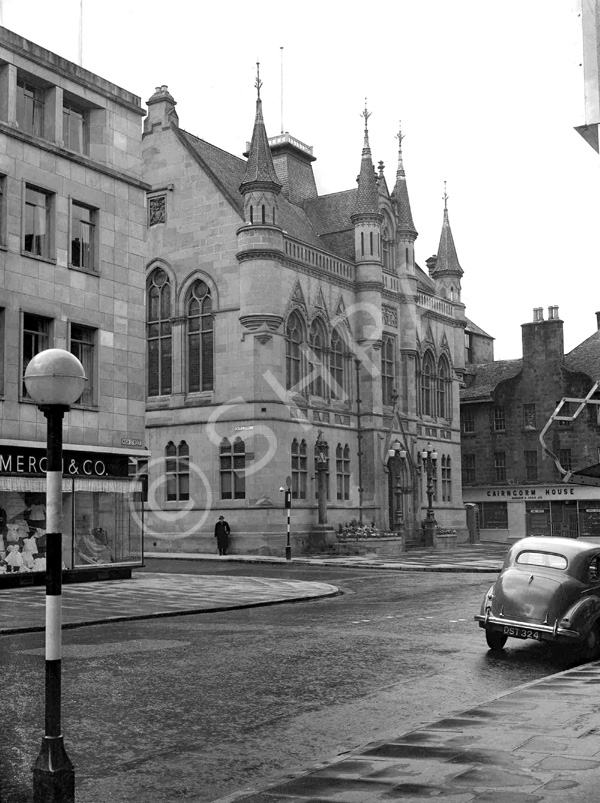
[
  {"left": 580, "top": 623, "right": 600, "bottom": 662},
  {"left": 485, "top": 629, "right": 508, "bottom": 651}
]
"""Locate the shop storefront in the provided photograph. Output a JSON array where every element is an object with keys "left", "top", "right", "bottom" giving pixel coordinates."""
[
  {"left": 463, "top": 484, "right": 600, "bottom": 543},
  {"left": 0, "top": 444, "right": 144, "bottom": 589}
]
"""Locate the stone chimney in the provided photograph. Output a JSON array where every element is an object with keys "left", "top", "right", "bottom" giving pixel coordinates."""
[
  {"left": 522, "top": 306, "right": 564, "bottom": 367},
  {"left": 425, "top": 255, "right": 437, "bottom": 276},
  {"left": 144, "top": 86, "right": 178, "bottom": 134}
]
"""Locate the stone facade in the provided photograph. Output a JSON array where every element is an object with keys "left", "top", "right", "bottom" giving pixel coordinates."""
[
  {"left": 461, "top": 307, "right": 600, "bottom": 542},
  {"left": 0, "top": 27, "right": 148, "bottom": 580},
  {"left": 142, "top": 84, "right": 480, "bottom": 555}
]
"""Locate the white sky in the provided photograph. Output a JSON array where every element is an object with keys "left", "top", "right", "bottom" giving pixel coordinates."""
[{"left": 3, "top": 0, "right": 598, "bottom": 361}]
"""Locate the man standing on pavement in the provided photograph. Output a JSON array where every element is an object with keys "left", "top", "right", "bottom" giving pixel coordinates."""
[{"left": 214, "top": 515, "right": 230, "bottom": 555}]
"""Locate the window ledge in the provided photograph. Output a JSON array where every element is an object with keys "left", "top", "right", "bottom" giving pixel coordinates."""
[
  {"left": 69, "top": 264, "right": 99, "bottom": 276},
  {"left": 20, "top": 251, "right": 56, "bottom": 266}
]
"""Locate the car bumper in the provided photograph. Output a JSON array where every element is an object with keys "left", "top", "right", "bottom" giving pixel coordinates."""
[{"left": 474, "top": 612, "right": 581, "bottom": 643}]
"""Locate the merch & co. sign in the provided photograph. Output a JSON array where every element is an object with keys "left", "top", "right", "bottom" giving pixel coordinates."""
[{"left": 0, "top": 446, "right": 130, "bottom": 478}]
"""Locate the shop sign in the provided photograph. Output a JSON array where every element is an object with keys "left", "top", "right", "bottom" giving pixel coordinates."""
[
  {"left": 121, "top": 438, "right": 143, "bottom": 447},
  {"left": 0, "top": 445, "right": 130, "bottom": 478},
  {"left": 486, "top": 487, "right": 576, "bottom": 500}
]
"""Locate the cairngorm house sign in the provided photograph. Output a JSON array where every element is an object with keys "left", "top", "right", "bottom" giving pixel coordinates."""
[{"left": 0, "top": 446, "right": 130, "bottom": 478}]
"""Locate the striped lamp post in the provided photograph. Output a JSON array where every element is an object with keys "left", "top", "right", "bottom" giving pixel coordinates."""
[{"left": 24, "top": 349, "right": 86, "bottom": 803}]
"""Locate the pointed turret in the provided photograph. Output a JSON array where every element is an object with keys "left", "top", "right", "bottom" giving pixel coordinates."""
[
  {"left": 239, "top": 64, "right": 282, "bottom": 225},
  {"left": 390, "top": 122, "right": 418, "bottom": 274},
  {"left": 353, "top": 105, "right": 380, "bottom": 215},
  {"left": 430, "top": 184, "right": 464, "bottom": 302}
]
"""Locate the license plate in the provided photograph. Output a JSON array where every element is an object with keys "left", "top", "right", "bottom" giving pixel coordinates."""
[{"left": 502, "top": 625, "right": 540, "bottom": 640}]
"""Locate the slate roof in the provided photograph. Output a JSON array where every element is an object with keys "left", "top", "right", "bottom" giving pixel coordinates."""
[
  {"left": 392, "top": 142, "right": 417, "bottom": 234},
  {"left": 240, "top": 97, "right": 281, "bottom": 189},
  {"left": 565, "top": 330, "right": 600, "bottom": 383},
  {"left": 177, "top": 127, "right": 324, "bottom": 250},
  {"left": 432, "top": 207, "right": 463, "bottom": 277},
  {"left": 354, "top": 128, "right": 379, "bottom": 215},
  {"left": 465, "top": 317, "right": 493, "bottom": 339},
  {"left": 415, "top": 263, "right": 436, "bottom": 294},
  {"left": 460, "top": 359, "right": 522, "bottom": 401}
]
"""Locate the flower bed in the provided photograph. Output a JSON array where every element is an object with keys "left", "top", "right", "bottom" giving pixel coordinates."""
[
  {"left": 336, "top": 521, "right": 404, "bottom": 556},
  {"left": 338, "top": 521, "right": 398, "bottom": 540}
]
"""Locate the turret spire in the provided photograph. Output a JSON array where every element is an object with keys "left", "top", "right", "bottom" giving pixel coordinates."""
[
  {"left": 392, "top": 121, "right": 417, "bottom": 235},
  {"left": 354, "top": 100, "right": 379, "bottom": 215},
  {"left": 240, "top": 63, "right": 281, "bottom": 193},
  {"left": 432, "top": 183, "right": 463, "bottom": 277}
]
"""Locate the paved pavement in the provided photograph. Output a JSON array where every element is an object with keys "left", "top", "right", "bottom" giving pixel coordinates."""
[
  {"left": 145, "top": 541, "right": 510, "bottom": 573},
  {"left": 7, "top": 541, "right": 600, "bottom": 802}
]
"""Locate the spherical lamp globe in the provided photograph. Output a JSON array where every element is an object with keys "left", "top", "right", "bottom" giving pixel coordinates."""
[{"left": 24, "top": 349, "right": 87, "bottom": 407}]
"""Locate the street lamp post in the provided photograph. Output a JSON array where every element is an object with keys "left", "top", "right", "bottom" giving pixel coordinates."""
[
  {"left": 24, "top": 349, "right": 86, "bottom": 803},
  {"left": 420, "top": 443, "right": 438, "bottom": 548},
  {"left": 386, "top": 440, "right": 407, "bottom": 531},
  {"left": 315, "top": 430, "right": 328, "bottom": 526},
  {"left": 279, "top": 486, "right": 292, "bottom": 560}
]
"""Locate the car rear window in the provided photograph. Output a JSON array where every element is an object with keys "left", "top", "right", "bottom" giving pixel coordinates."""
[{"left": 516, "top": 551, "right": 567, "bottom": 570}]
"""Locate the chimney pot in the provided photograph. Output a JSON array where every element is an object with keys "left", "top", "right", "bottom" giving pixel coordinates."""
[
  {"left": 533, "top": 307, "right": 544, "bottom": 322},
  {"left": 548, "top": 305, "right": 559, "bottom": 320}
]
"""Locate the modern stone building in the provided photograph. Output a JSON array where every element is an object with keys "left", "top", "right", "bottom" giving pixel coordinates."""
[
  {"left": 0, "top": 27, "right": 148, "bottom": 587},
  {"left": 142, "top": 78, "right": 485, "bottom": 555},
  {"left": 461, "top": 307, "right": 600, "bottom": 543}
]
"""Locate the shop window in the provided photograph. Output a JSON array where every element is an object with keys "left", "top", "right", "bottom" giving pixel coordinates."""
[
  {"left": 441, "top": 455, "right": 451, "bottom": 501},
  {"left": 73, "top": 488, "right": 143, "bottom": 566},
  {"left": 70, "top": 323, "right": 95, "bottom": 406},
  {"left": 71, "top": 201, "right": 97, "bottom": 271},
  {"left": 494, "top": 451, "right": 506, "bottom": 482},
  {"left": 336, "top": 443, "right": 350, "bottom": 501},
  {"left": 62, "top": 100, "right": 88, "bottom": 154},
  {"left": 187, "top": 279, "right": 213, "bottom": 392},
  {"left": 285, "top": 310, "right": 306, "bottom": 391},
  {"left": 525, "top": 450, "right": 538, "bottom": 481},
  {"left": 22, "top": 313, "right": 51, "bottom": 399},
  {"left": 291, "top": 438, "right": 307, "bottom": 500},
  {"left": 220, "top": 438, "right": 245, "bottom": 500},
  {"left": 23, "top": 185, "right": 54, "bottom": 258},
  {"left": 17, "top": 78, "right": 45, "bottom": 137},
  {"left": 382, "top": 335, "right": 396, "bottom": 407},
  {"left": 493, "top": 406, "right": 505, "bottom": 432},
  {"left": 461, "top": 408, "right": 474, "bottom": 434},
  {"left": 476, "top": 501, "right": 508, "bottom": 529},
  {"left": 523, "top": 404, "right": 537, "bottom": 430},
  {"left": 463, "top": 453, "right": 476, "bottom": 484},
  {"left": 165, "top": 441, "right": 189, "bottom": 502},
  {"left": 147, "top": 267, "right": 172, "bottom": 397}
]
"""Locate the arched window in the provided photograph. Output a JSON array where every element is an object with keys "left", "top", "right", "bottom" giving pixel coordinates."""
[
  {"left": 336, "top": 443, "right": 350, "bottom": 501},
  {"left": 285, "top": 310, "right": 306, "bottom": 391},
  {"left": 187, "top": 279, "right": 213, "bottom": 392},
  {"left": 381, "top": 226, "right": 391, "bottom": 270},
  {"left": 382, "top": 335, "right": 396, "bottom": 406},
  {"left": 437, "top": 357, "right": 452, "bottom": 419},
  {"left": 165, "top": 440, "right": 189, "bottom": 501},
  {"left": 309, "top": 319, "right": 326, "bottom": 396},
  {"left": 421, "top": 352, "right": 435, "bottom": 416},
  {"left": 330, "top": 328, "right": 349, "bottom": 401},
  {"left": 442, "top": 455, "right": 452, "bottom": 501},
  {"left": 291, "top": 438, "right": 307, "bottom": 500},
  {"left": 220, "top": 437, "right": 245, "bottom": 500},
  {"left": 147, "top": 267, "right": 172, "bottom": 397}
]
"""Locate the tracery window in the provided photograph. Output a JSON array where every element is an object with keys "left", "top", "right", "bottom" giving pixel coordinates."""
[
  {"left": 147, "top": 268, "right": 172, "bottom": 397},
  {"left": 286, "top": 310, "right": 306, "bottom": 391},
  {"left": 187, "top": 280, "right": 213, "bottom": 392},
  {"left": 309, "top": 319, "right": 326, "bottom": 396},
  {"left": 330, "top": 328, "right": 348, "bottom": 401},
  {"left": 220, "top": 438, "right": 246, "bottom": 499},
  {"left": 421, "top": 351, "right": 435, "bottom": 416},
  {"left": 437, "top": 356, "right": 451, "bottom": 419}
]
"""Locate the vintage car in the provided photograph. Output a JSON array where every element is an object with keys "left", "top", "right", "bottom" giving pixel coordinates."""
[{"left": 475, "top": 536, "right": 600, "bottom": 658}]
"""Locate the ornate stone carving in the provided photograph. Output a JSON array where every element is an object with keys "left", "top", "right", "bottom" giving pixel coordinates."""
[
  {"left": 148, "top": 195, "right": 166, "bottom": 226},
  {"left": 382, "top": 304, "right": 398, "bottom": 327}
]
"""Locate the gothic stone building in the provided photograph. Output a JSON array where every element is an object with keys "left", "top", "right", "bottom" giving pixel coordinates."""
[
  {"left": 461, "top": 307, "right": 600, "bottom": 543},
  {"left": 0, "top": 27, "right": 147, "bottom": 588},
  {"left": 142, "top": 82, "right": 477, "bottom": 555}
]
